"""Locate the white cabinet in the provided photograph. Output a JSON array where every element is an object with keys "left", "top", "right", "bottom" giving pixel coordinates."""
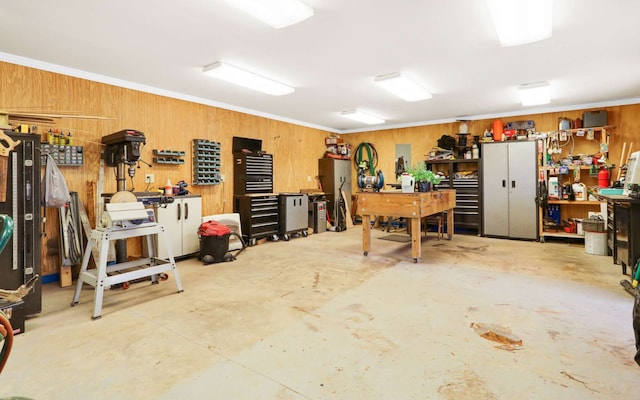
[
  {"left": 481, "top": 141, "right": 538, "bottom": 240},
  {"left": 155, "top": 195, "right": 202, "bottom": 259}
]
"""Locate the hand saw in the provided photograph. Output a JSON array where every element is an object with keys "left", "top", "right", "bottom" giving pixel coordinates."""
[{"left": 0, "top": 131, "right": 21, "bottom": 202}]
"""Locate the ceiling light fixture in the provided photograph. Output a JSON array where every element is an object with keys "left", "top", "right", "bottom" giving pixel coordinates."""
[
  {"left": 518, "top": 82, "right": 551, "bottom": 106},
  {"left": 485, "top": 0, "right": 553, "bottom": 47},
  {"left": 225, "top": 0, "right": 314, "bottom": 29},
  {"left": 339, "top": 110, "right": 385, "bottom": 125},
  {"left": 202, "top": 62, "right": 295, "bottom": 96},
  {"left": 374, "top": 72, "right": 432, "bottom": 102}
]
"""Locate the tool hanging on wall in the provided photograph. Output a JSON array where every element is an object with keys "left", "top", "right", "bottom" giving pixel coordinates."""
[
  {"left": 59, "top": 193, "right": 83, "bottom": 264},
  {"left": 617, "top": 142, "right": 634, "bottom": 181},
  {"left": 395, "top": 156, "right": 405, "bottom": 179},
  {"left": 0, "top": 131, "right": 20, "bottom": 203},
  {"left": 353, "top": 142, "right": 378, "bottom": 175},
  {"left": 354, "top": 142, "right": 383, "bottom": 192}
]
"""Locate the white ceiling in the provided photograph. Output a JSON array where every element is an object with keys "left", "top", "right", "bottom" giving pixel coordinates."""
[{"left": 1, "top": 0, "right": 640, "bottom": 133}]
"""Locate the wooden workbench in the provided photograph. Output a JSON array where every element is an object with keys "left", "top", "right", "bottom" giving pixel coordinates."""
[{"left": 357, "top": 189, "right": 456, "bottom": 263}]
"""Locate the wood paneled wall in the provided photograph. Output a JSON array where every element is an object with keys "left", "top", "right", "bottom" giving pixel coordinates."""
[
  {"left": 2, "top": 60, "right": 639, "bottom": 277},
  {"left": 344, "top": 106, "right": 640, "bottom": 189},
  {"left": 0, "top": 62, "right": 328, "bottom": 276}
]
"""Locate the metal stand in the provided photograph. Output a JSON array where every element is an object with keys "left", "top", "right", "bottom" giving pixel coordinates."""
[{"left": 71, "top": 224, "right": 183, "bottom": 319}]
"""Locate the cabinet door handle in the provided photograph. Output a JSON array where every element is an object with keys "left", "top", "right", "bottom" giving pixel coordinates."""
[
  {"left": 177, "top": 203, "right": 181, "bottom": 220},
  {"left": 502, "top": 180, "right": 506, "bottom": 187},
  {"left": 185, "top": 203, "right": 189, "bottom": 219},
  {"left": 512, "top": 180, "right": 516, "bottom": 188}
]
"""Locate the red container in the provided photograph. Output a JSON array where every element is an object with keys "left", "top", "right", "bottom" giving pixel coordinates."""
[
  {"left": 198, "top": 220, "right": 231, "bottom": 264},
  {"left": 198, "top": 220, "right": 231, "bottom": 237},
  {"left": 598, "top": 168, "right": 610, "bottom": 188}
]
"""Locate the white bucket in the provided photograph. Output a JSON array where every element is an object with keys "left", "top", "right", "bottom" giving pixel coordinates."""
[{"left": 585, "top": 231, "right": 607, "bottom": 255}]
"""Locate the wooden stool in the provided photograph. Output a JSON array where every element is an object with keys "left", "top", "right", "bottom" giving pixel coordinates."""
[{"left": 423, "top": 212, "right": 444, "bottom": 240}]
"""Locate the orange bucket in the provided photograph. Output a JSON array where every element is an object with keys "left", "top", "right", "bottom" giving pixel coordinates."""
[{"left": 492, "top": 119, "right": 503, "bottom": 141}]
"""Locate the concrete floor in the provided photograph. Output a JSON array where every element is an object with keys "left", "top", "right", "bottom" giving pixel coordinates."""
[{"left": 1, "top": 226, "right": 638, "bottom": 399}]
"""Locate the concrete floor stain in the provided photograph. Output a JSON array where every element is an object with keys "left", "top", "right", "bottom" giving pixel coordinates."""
[
  {"left": 438, "top": 369, "right": 498, "bottom": 400},
  {"left": 471, "top": 322, "right": 523, "bottom": 350}
]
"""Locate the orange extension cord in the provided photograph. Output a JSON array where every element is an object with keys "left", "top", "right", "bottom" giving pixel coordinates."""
[{"left": 0, "top": 310, "right": 13, "bottom": 374}]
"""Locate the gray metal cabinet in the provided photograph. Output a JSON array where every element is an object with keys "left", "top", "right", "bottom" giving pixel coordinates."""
[
  {"left": 318, "top": 158, "right": 352, "bottom": 222},
  {"left": 278, "top": 193, "right": 309, "bottom": 239},
  {"left": 481, "top": 141, "right": 538, "bottom": 240}
]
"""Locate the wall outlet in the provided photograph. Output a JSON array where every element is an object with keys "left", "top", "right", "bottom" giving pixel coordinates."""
[
  {"left": 145, "top": 174, "right": 154, "bottom": 184},
  {"left": 307, "top": 176, "right": 312, "bottom": 182},
  {"left": 220, "top": 174, "right": 225, "bottom": 182}
]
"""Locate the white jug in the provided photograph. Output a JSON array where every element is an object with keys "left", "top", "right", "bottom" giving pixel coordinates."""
[
  {"left": 400, "top": 173, "right": 415, "bottom": 193},
  {"left": 572, "top": 182, "right": 587, "bottom": 201}
]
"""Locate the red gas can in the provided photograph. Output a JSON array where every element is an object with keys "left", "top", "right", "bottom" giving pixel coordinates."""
[{"left": 598, "top": 168, "right": 610, "bottom": 188}]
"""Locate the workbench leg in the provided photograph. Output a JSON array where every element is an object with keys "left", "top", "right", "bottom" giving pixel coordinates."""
[
  {"left": 92, "top": 232, "right": 111, "bottom": 320},
  {"left": 158, "top": 226, "right": 183, "bottom": 293},
  {"left": 446, "top": 208, "right": 454, "bottom": 240},
  {"left": 145, "top": 234, "right": 159, "bottom": 284},
  {"left": 362, "top": 215, "right": 371, "bottom": 256},
  {"left": 410, "top": 217, "right": 421, "bottom": 263},
  {"left": 71, "top": 236, "right": 94, "bottom": 306}
]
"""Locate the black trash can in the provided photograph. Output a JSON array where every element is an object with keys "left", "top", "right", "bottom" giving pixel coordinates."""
[{"left": 198, "top": 220, "right": 231, "bottom": 264}]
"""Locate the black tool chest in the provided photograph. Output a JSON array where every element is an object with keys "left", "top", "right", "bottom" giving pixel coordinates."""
[
  {"left": 233, "top": 152, "right": 273, "bottom": 194},
  {"left": 233, "top": 151, "right": 278, "bottom": 244},
  {"left": 613, "top": 200, "right": 640, "bottom": 275},
  {"left": 234, "top": 194, "right": 280, "bottom": 244},
  {"left": 0, "top": 133, "right": 41, "bottom": 317},
  {"left": 451, "top": 176, "right": 480, "bottom": 229},
  {"left": 427, "top": 159, "right": 481, "bottom": 231}
]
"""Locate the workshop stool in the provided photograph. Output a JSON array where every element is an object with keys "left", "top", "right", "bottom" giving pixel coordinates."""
[{"left": 423, "top": 212, "right": 445, "bottom": 240}]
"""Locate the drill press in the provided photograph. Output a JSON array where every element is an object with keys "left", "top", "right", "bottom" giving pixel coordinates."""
[{"left": 101, "top": 129, "right": 147, "bottom": 263}]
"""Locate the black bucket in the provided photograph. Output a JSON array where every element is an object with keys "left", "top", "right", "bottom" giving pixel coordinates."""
[
  {"left": 199, "top": 234, "right": 230, "bottom": 264},
  {"left": 198, "top": 220, "right": 231, "bottom": 264}
]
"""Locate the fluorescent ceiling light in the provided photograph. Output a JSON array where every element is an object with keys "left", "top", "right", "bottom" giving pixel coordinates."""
[
  {"left": 225, "top": 0, "right": 314, "bottom": 29},
  {"left": 519, "top": 82, "right": 551, "bottom": 106},
  {"left": 340, "top": 110, "right": 385, "bottom": 125},
  {"left": 485, "top": 0, "right": 552, "bottom": 47},
  {"left": 374, "top": 72, "right": 432, "bottom": 102},
  {"left": 203, "top": 62, "right": 294, "bottom": 96}
]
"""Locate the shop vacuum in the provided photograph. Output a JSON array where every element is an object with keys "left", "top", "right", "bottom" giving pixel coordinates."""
[{"left": 197, "top": 220, "right": 246, "bottom": 264}]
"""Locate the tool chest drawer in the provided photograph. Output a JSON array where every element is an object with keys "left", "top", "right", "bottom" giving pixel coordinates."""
[
  {"left": 234, "top": 194, "right": 279, "bottom": 243},
  {"left": 452, "top": 178, "right": 480, "bottom": 229}
]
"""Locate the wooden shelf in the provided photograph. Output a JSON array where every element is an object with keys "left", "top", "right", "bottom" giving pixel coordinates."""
[
  {"left": 541, "top": 231, "right": 585, "bottom": 240},
  {"left": 425, "top": 158, "right": 479, "bottom": 164},
  {"left": 541, "top": 165, "right": 605, "bottom": 171},
  {"left": 560, "top": 125, "right": 615, "bottom": 133},
  {"left": 548, "top": 200, "right": 603, "bottom": 205}
]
